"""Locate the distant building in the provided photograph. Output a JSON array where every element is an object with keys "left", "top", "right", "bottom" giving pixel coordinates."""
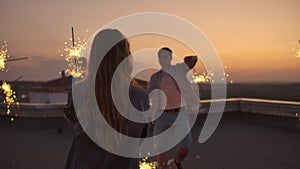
[
  {"left": 29, "top": 87, "right": 68, "bottom": 104},
  {"left": 1, "top": 70, "right": 149, "bottom": 104},
  {"left": 29, "top": 72, "right": 71, "bottom": 104}
]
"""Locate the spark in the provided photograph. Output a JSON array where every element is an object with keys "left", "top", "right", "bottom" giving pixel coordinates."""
[
  {"left": 191, "top": 66, "right": 233, "bottom": 84},
  {"left": 139, "top": 157, "right": 156, "bottom": 169},
  {"left": 291, "top": 41, "right": 300, "bottom": 58},
  {"left": 0, "top": 81, "right": 18, "bottom": 115},
  {"left": 191, "top": 73, "right": 212, "bottom": 83},
  {"left": 61, "top": 37, "right": 87, "bottom": 78},
  {"left": 296, "top": 48, "right": 300, "bottom": 58},
  {"left": 0, "top": 41, "right": 9, "bottom": 71}
]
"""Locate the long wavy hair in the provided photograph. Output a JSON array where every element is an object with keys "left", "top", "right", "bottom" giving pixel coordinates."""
[{"left": 93, "top": 29, "right": 132, "bottom": 134}]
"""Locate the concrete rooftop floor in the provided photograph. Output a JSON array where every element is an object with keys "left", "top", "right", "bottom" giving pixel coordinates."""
[{"left": 0, "top": 112, "right": 299, "bottom": 169}]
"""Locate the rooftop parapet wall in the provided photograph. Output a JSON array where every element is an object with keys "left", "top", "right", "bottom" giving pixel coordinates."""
[
  {"left": 199, "top": 98, "right": 300, "bottom": 118},
  {"left": 1, "top": 98, "right": 300, "bottom": 118}
]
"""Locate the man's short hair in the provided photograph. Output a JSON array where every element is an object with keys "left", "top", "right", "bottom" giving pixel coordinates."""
[{"left": 158, "top": 47, "right": 173, "bottom": 57}]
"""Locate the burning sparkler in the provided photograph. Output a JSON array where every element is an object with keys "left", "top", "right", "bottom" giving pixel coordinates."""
[
  {"left": 0, "top": 81, "right": 18, "bottom": 115},
  {"left": 139, "top": 157, "right": 156, "bottom": 169},
  {"left": 0, "top": 41, "right": 9, "bottom": 71},
  {"left": 291, "top": 40, "right": 300, "bottom": 58},
  {"left": 297, "top": 40, "right": 300, "bottom": 58},
  {"left": 191, "top": 71, "right": 213, "bottom": 84},
  {"left": 0, "top": 41, "right": 24, "bottom": 120},
  {"left": 0, "top": 41, "right": 28, "bottom": 72},
  {"left": 61, "top": 28, "right": 87, "bottom": 78},
  {"left": 191, "top": 66, "right": 233, "bottom": 84},
  {"left": 296, "top": 48, "right": 300, "bottom": 58}
]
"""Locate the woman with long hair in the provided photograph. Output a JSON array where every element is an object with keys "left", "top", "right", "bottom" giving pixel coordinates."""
[{"left": 65, "top": 29, "right": 149, "bottom": 169}]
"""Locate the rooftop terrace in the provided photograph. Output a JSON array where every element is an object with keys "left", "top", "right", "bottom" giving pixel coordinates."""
[{"left": 0, "top": 98, "right": 300, "bottom": 169}]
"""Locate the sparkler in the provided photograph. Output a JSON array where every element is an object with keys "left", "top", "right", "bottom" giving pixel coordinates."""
[
  {"left": 139, "top": 157, "right": 156, "bottom": 169},
  {"left": 191, "top": 66, "right": 233, "bottom": 84},
  {"left": 291, "top": 40, "right": 300, "bottom": 58},
  {"left": 297, "top": 40, "right": 300, "bottom": 58},
  {"left": 61, "top": 27, "right": 87, "bottom": 78},
  {"left": 0, "top": 41, "right": 9, "bottom": 71},
  {"left": 296, "top": 48, "right": 300, "bottom": 58},
  {"left": 0, "top": 41, "right": 28, "bottom": 72},
  {"left": 0, "top": 41, "right": 23, "bottom": 120},
  {"left": 0, "top": 81, "right": 18, "bottom": 115},
  {"left": 191, "top": 71, "right": 213, "bottom": 84}
]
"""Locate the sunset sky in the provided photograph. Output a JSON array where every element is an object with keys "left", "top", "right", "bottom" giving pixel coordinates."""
[{"left": 0, "top": 0, "right": 299, "bottom": 82}]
